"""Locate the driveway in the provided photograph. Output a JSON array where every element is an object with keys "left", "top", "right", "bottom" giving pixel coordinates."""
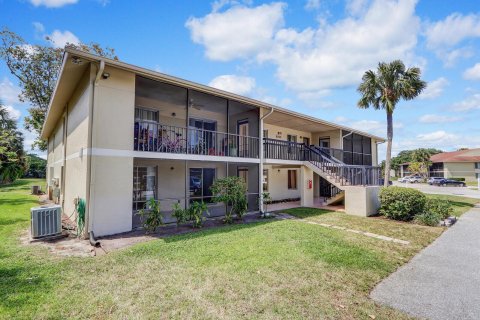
[
  {"left": 371, "top": 205, "right": 480, "bottom": 320},
  {"left": 393, "top": 181, "right": 480, "bottom": 199}
]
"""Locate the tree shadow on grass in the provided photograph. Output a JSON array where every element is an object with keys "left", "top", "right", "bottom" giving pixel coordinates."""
[
  {"left": 279, "top": 207, "right": 334, "bottom": 219},
  {"left": 0, "top": 179, "right": 33, "bottom": 191},
  {"left": 0, "top": 265, "right": 53, "bottom": 314}
]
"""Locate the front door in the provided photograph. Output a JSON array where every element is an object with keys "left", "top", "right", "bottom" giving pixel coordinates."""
[
  {"left": 238, "top": 120, "right": 249, "bottom": 157},
  {"left": 303, "top": 137, "right": 310, "bottom": 146}
]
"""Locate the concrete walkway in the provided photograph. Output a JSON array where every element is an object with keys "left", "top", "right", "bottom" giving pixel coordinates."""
[{"left": 371, "top": 205, "right": 480, "bottom": 320}]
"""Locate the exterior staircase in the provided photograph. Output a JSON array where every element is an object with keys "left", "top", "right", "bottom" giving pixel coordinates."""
[{"left": 304, "top": 145, "right": 382, "bottom": 190}]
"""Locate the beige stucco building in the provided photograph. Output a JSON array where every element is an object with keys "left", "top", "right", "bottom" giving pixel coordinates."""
[{"left": 42, "top": 48, "right": 385, "bottom": 237}]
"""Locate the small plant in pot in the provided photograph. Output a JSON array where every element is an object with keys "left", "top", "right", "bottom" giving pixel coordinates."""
[
  {"left": 210, "top": 176, "right": 247, "bottom": 224},
  {"left": 137, "top": 198, "right": 163, "bottom": 233}
]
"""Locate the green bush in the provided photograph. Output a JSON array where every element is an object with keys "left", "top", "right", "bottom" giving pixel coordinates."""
[
  {"left": 414, "top": 211, "right": 442, "bottom": 226},
  {"left": 379, "top": 187, "right": 426, "bottom": 221},
  {"left": 450, "top": 177, "right": 465, "bottom": 182},
  {"left": 189, "top": 201, "right": 209, "bottom": 228},
  {"left": 172, "top": 202, "right": 188, "bottom": 226},
  {"left": 210, "top": 176, "right": 247, "bottom": 223},
  {"left": 424, "top": 198, "right": 453, "bottom": 219},
  {"left": 138, "top": 198, "right": 163, "bottom": 233}
]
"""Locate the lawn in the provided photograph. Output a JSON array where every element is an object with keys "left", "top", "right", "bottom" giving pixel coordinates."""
[{"left": 1, "top": 179, "right": 478, "bottom": 319}]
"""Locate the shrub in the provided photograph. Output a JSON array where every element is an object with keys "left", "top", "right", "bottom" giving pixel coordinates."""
[
  {"left": 379, "top": 187, "right": 426, "bottom": 221},
  {"left": 189, "top": 201, "right": 209, "bottom": 228},
  {"left": 210, "top": 176, "right": 248, "bottom": 223},
  {"left": 138, "top": 198, "right": 163, "bottom": 233},
  {"left": 172, "top": 202, "right": 188, "bottom": 226},
  {"left": 414, "top": 211, "right": 442, "bottom": 226},
  {"left": 424, "top": 198, "right": 453, "bottom": 219},
  {"left": 450, "top": 177, "right": 465, "bottom": 182}
]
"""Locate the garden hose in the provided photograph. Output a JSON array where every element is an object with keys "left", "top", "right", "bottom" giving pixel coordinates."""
[{"left": 76, "top": 198, "right": 86, "bottom": 237}]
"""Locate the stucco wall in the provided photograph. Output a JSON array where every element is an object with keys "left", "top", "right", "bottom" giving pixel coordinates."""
[
  {"left": 312, "top": 129, "right": 342, "bottom": 148},
  {"left": 444, "top": 162, "right": 476, "bottom": 182},
  {"left": 263, "top": 165, "right": 301, "bottom": 200},
  {"left": 88, "top": 65, "right": 135, "bottom": 236},
  {"left": 263, "top": 123, "right": 311, "bottom": 142},
  {"left": 344, "top": 186, "right": 380, "bottom": 217},
  {"left": 63, "top": 66, "right": 92, "bottom": 218}
]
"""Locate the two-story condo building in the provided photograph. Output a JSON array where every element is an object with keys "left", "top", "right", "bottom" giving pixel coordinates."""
[{"left": 42, "top": 48, "right": 385, "bottom": 237}]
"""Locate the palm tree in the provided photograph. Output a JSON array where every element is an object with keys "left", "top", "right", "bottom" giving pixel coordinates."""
[{"left": 357, "top": 60, "right": 426, "bottom": 187}]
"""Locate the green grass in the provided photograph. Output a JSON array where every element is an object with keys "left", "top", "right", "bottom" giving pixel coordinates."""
[
  {"left": 425, "top": 194, "right": 478, "bottom": 217},
  {"left": 2, "top": 179, "right": 477, "bottom": 319}
]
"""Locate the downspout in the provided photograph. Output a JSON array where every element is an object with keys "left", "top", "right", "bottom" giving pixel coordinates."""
[
  {"left": 259, "top": 106, "right": 274, "bottom": 214},
  {"left": 85, "top": 59, "right": 105, "bottom": 238}
]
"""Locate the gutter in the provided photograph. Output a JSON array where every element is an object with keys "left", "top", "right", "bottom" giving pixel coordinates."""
[{"left": 84, "top": 59, "right": 105, "bottom": 238}]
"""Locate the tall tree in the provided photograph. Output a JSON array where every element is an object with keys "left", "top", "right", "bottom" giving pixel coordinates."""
[
  {"left": 0, "top": 27, "right": 118, "bottom": 151},
  {"left": 0, "top": 102, "right": 27, "bottom": 184},
  {"left": 357, "top": 60, "right": 427, "bottom": 186}
]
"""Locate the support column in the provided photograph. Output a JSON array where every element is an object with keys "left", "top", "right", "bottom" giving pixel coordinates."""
[
  {"left": 300, "top": 165, "right": 314, "bottom": 207},
  {"left": 259, "top": 112, "right": 264, "bottom": 213}
]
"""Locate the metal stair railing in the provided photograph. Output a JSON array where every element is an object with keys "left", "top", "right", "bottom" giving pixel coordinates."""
[{"left": 304, "top": 146, "right": 382, "bottom": 186}]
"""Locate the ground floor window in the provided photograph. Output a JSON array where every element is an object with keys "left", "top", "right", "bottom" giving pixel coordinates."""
[
  {"left": 189, "top": 168, "right": 215, "bottom": 203},
  {"left": 288, "top": 170, "right": 297, "bottom": 189},
  {"left": 133, "top": 166, "right": 157, "bottom": 211},
  {"left": 238, "top": 167, "right": 248, "bottom": 190}
]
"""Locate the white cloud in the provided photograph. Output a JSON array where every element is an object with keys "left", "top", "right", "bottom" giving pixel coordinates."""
[
  {"left": 418, "top": 77, "right": 448, "bottom": 100},
  {"left": 186, "top": 2, "right": 286, "bottom": 61},
  {"left": 30, "top": 0, "right": 78, "bottom": 8},
  {"left": 33, "top": 22, "right": 45, "bottom": 33},
  {"left": 419, "top": 114, "right": 462, "bottom": 123},
  {"left": 3, "top": 105, "right": 21, "bottom": 120},
  {"left": 425, "top": 13, "right": 480, "bottom": 49},
  {"left": 452, "top": 93, "right": 480, "bottom": 112},
  {"left": 463, "top": 63, "right": 480, "bottom": 81},
  {"left": 305, "top": 0, "right": 320, "bottom": 11},
  {"left": 346, "top": 0, "right": 370, "bottom": 16},
  {"left": 209, "top": 75, "right": 256, "bottom": 95},
  {"left": 334, "top": 117, "right": 402, "bottom": 137},
  {"left": 187, "top": 0, "right": 421, "bottom": 98},
  {"left": 417, "top": 130, "right": 458, "bottom": 142},
  {"left": 424, "top": 12, "right": 480, "bottom": 65},
  {"left": 0, "top": 77, "right": 21, "bottom": 105},
  {"left": 47, "top": 30, "right": 80, "bottom": 48},
  {"left": 263, "top": 0, "right": 420, "bottom": 93}
]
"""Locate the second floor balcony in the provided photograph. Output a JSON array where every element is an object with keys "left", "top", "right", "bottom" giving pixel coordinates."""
[{"left": 134, "top": 121, "right": 260, "bottom": 158}]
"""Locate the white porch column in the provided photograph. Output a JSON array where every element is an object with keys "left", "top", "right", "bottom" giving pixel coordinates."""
[
  {"left": 300, "top": 165, "right": 314, "bottom": 207},
  {"left": 259, "top": 112, "right": 264, "bottom": 213}
]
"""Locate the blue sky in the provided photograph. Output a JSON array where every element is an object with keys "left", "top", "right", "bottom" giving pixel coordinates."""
[{"left": 1, "top": 0, "right": 480, "bottom": 160}]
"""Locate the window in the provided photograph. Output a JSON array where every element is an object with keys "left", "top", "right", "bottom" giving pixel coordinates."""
[
  {"left": 189, "top": 168, "right": 216, "bottom": 203},
  {"left": 263, "top": 169, "right": 269, "bottom": 191},
  {"left": 263, "top": 129, "right": 268, "bottom": 138},
  {"left": 238, "top": 167, "right": 248, "bottom": 190},
  {"left": 287, "top": 170, "right": 297, "bottom": 189},
  {"left": 132, "top": 166, "right": 157, "bottom": 211}
]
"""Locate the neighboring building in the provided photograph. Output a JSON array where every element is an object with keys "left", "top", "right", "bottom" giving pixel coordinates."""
[
  {"left": 430, "top": 149, "right": 480, "bottom": 182},
  {"left": 42, "top": 48, "right": 385, "bottom": 237},
  {"left": 398, "top": 149, "right": 480, "bottom": 181}
]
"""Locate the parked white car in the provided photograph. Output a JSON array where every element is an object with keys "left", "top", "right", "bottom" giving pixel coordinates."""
[
  {"left": 399, "top": 175, "right": 423, "bottom": 183},
  {"left": 406, "top": 175, "right": 423, "bottom": 183}
]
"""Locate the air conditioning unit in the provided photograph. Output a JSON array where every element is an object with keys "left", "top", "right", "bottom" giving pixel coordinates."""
[{"left": 31, "top": 205, "right": 62, "bottom": 239}]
